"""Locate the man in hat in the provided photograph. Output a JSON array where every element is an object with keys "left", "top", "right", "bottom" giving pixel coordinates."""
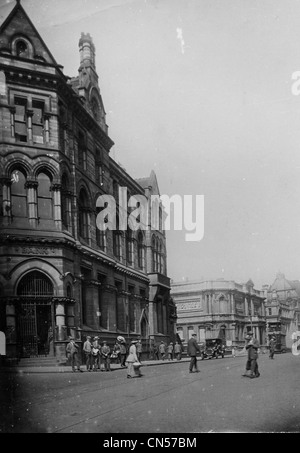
[
  {"left": 187, "top": 333, "right": 201, "bottom": 373},
  {"left": 118, "top": 338, "right": 127, "bottom": 368},
  {"left": 159, "top": 341, "right": 166, "bottom": 360},
  {"left": 269, "top": 336, "right": 276, "bottom": 360},
  {"left": 83, "top": 335, "right": 93, "bottom": 371},
  {"left": 92, "top": 336, "right": 101, "bottom": 371},
  {"left": 242, "top": 331, "right": 260, "bottom": 378},
  {"left": 66, "top": 337, "right": 83, "bottom": 372},
  {"left": 167, "top": 342, "right": 174, "bottom": 361},
  {"left": 101, "top": 340, "right": 111, "bottom": 371}
]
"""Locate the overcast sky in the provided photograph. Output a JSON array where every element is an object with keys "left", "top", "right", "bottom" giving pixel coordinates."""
[{"left": 2, "top": 0, "right": 300, "bottom": 289}]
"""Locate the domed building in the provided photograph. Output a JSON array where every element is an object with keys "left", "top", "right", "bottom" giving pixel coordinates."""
[{"left": 264, "top": 273, "right": 300, "bottom": 351}]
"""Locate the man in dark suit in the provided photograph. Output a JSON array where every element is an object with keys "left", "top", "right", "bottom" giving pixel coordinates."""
[
  {"left": 187, "top": 333, "right": 201, "bottom": 373},
  {"left": 242, "top": 331, "right": 260, "bottom": 378},
  {"left": 269, "top": 336, "right": 276, "bottom": 359}
]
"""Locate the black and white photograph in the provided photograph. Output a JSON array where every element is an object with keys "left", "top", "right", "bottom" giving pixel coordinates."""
[{"left": 0, "top": 0, "right": 300, "bottom": 436}]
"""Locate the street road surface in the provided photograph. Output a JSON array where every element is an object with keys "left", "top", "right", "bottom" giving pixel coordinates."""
[{"left": 1, "top": 352, "right": 299, "bottom": 433}]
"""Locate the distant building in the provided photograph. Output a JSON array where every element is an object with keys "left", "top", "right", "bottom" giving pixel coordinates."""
[
  {"left": 264, "top": 273, "right": 300, "bottom": 350},
  {"left": 171, "top": 278, "right": 266, "bottom": 347},
  {"left": 0, "top": 1, "right": 176, "bottom": 362}
]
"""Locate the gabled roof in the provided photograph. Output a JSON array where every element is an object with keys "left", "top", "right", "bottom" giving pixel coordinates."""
[
  {"left": 270, "top": 273, "right": 293, "bottom": 292},
  {"left": 136, "top": 170, "right": 160, "bottom": 196},
  {"left": 287, "top": 280, "right": 300, "bottom": 298},
  {"left": 0, "top": 0, "right": 59, "bottom": 67}
]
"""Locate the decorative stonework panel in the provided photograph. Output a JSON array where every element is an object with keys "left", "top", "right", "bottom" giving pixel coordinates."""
[{"left": 177, "top": 300, "right": 203, "bottom": 311}]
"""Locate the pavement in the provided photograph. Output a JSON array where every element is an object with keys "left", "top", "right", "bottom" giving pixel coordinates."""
[
  {"left": 1, "top": 350, "right": 247, "bottom": 373},
  {"left": 1, "top": 356, "right": 195, "bottom": 373}
]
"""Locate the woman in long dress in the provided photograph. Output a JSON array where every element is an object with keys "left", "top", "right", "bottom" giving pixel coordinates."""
[{"left": 126, "top": 340, "right": 142, "bottom": 378}]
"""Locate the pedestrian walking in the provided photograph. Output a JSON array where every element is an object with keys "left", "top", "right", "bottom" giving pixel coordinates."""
[
  {"left": 269, "top": 336, "right": 276, "bottom": 359},
  {"left": 187, "top": 333, "right": 201, "bottom": 373},
  {"left": 83, "top": 335, "right": 93, "bottom": 371},
  {"left": 154, "top": 342, "right": 159, "bottom": 360},
  {"left": 101, "top": 340, "right": 111, "bottom": 371},
  {"left": 126, "top": 339, "right": 142, "bottom": 378},
  {"left": 136, "top": 337, "right": 143, "bottom": 362},
  {"left": 167, "top": 342, "right": 174, "bottom": 360},
  {"left": 174, "top": 341, "right": 182, "bottom": 360},
  {"left": 66, "top": 337, "right": 83, "bottom": 372},
  {"left": 242, "top": 331, "right": 260, "bottom": 379},
  {"left": 159, "top": 341, "right": 166, "bottom": 360},
  {"left": 91, "top": 336, "right": 101, "bottom": 371},
  {"left": 119, "top": 340, "right": 127, "bottom": 368}
]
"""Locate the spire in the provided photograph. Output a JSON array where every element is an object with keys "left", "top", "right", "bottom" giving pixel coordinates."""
[{"left": 79, "top": 32, "right": 96, "bottom": 70}]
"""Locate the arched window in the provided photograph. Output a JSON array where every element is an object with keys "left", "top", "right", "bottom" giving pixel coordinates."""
[
  {"left": 159, "top": 206, "right": 163, "bottom": 231},
  {"left": 78, "top": 188, "right": 90, "bottom": 243},
  {"left": 137, "top": 232, "right": 144, "bottom": 270},
  {"left": 152, "top": 236, "right": 156, "bottom": 272},
  {"left": 159, "top": 240, "right": 163, "bottom": 273},
  {"left": 96, "top": 211, "right": 106, "bottom": 252},
  {"left": 78, "top": 130, "right": 87, "bottom": 170},
  {"left": 126, "top": 229, "right": 134, "bottom": 265},
  {"left": 219, "top": 295, "right": 226, "bottom": 314},
  {"left": 11, "top": 169, "right": 27, "bottom": 218},
  {"left": 91, "top": 97, "right": 100, "bottom": 121},
  {"left": 61, "top": 174, "right": 71, "bottom": 231},
  {"left": 37, "top": 172, "right": 52, "bottom": 220}
]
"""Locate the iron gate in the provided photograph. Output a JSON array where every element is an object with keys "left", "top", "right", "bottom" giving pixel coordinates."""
[
  {"left": 17, "top": 271, "right": 54, "bottom": 357},
  {"left": 18, "top": 303, "right": 38, "bottom": 357},
  {"left": 18, "top": 301, "right": 52, "bottom": 357}
]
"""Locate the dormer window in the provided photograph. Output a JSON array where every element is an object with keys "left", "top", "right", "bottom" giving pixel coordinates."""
[
  {"left": 12, "top": 36, "right": 33, "bottom": 59},
  {"left": 16, "top": 40, "right": 28, "bottom": 58}
]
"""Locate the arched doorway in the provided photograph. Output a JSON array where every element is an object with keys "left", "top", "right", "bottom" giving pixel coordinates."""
[
  {"left": 140, "top": 317, "right": 147, "bottom": 338},
  {"left": 17, "top": 271, "right": 54, "bottom": 357}
]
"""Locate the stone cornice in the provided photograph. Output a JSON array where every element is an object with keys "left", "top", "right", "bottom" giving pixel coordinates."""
[{"left": 0, "top": 234, "right": 77, "bottom": 249}]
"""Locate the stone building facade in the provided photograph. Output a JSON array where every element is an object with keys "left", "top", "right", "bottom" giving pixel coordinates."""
[
  {"left": 171, "top": 278, "right": 266, "bottom": 347},
  {"left": 263, "top": 273, "right": 300, "bottom": 350},
  {"left": 0, "top": 1, "right": 176, "bottom": 362}
]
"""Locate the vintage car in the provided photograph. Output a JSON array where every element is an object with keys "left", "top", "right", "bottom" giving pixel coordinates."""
[
  {"left": 274, "top": 343, "right": 286, "bottom": 354},
  {"left": 200, "top": 338, "right": 225, "bottom": 360}
]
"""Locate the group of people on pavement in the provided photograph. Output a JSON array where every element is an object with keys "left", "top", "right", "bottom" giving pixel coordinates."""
[
  {"left": 66, "top": 335, "right": 145, "bottom": 375},
  {"left": 66, "top": 335, "right": 113, "bottom": 372},
  {"left": 150, "top": 340, "right": 183, "bottom": 361}
]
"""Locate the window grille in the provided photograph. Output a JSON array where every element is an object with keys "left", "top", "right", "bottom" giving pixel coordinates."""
[{"left": 17, "top": 271, "right": 53, "bottom": 297}]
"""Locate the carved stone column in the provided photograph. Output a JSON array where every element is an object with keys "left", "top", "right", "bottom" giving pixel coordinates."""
[
  {"left": 26, "top": 109, "right": 33, "bottom": 142},
  {"left": 0, "top": 177, "right": 12, "bottom": 225},
  {"left": 9, "top": 106, "right": 16, "bottom": 138},
  {"left": 25, "top": 179, "right": 38, "bottom": 227},
  {"left": 51, "top": 183, "right": 62, "bottom": 230},
  {"left": 54, "top": 300, "right": 66, "bottom": 341},
  {"left": 44, "top": 113, "right": 51, "bottom": 144}
]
